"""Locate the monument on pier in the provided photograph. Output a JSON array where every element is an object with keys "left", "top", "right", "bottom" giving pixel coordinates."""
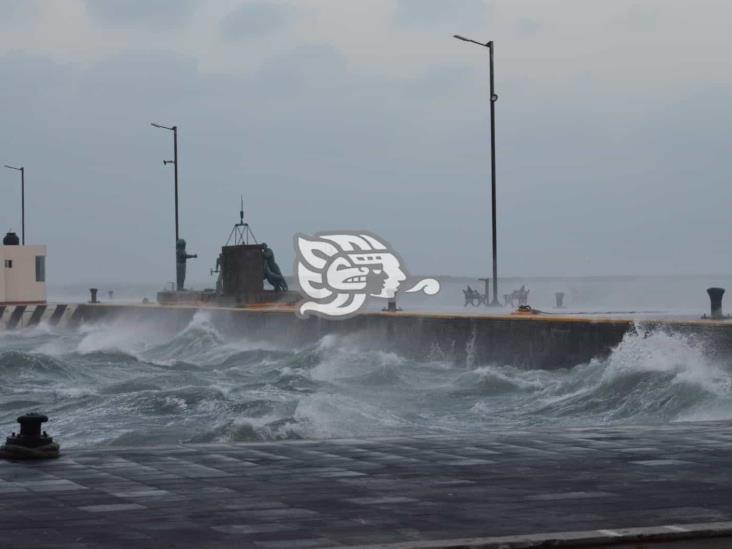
[{"left": 158, "top": 199, "right": 298, "bottom": 307}]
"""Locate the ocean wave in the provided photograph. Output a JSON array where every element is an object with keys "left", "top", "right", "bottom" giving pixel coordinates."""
[{"left": 1, "top": 313, "right": 732, "bottom": 448}]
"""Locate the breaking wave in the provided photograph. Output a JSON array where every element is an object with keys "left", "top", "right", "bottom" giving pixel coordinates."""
[{"left": 1, "top": 312, "right": 731, "bottom": 448}]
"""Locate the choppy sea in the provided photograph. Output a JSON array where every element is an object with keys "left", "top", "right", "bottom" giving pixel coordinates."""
[{"left": 2, "top": 296, "right": 732, "bottom": 449}]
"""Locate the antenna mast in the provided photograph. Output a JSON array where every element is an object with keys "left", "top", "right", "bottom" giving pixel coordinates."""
[
  {"left": 211, "top": 195, "right": 260, "bottom": 277},
  {"left": 226, "top": 195, "right": 257, "bottom": 246}
]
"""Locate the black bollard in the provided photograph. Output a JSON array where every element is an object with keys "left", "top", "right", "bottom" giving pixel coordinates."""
[
  {"left": 707, "top": 287, "right": 725, "bottom": 319},
  {"left": 89, "top": 288, "right": 99, "bottom": 304},
  {"left": 0, "top": 413, "right": 60, "bottom": 459},
  {"left": 382, "top": 292, "right": 401, "bottom": 313},
  {"left": 555, "top": 292, "right": 565, "bottom": 309}
]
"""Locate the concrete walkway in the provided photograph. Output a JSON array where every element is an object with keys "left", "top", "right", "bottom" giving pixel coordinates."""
[{"left": 2, "top": 421, "right": 732, "bottom": 547}]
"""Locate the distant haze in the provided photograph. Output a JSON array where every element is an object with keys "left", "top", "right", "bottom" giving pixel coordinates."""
[{"left": 1, "top": 0, "right": 730, "bottom": 285}]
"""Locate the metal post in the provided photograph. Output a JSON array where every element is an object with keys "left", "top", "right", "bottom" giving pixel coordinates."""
[
  {"left": 20, "top": 167, "right": 25, "bottom": 245},
  {"left": 173, "top": 126, "right": 179, "bottom": 243},
  {"left": 152, "top": 122, "right": 181, "bottom": 285},
  {"left": 453, "top": 35, "right": 500, "bottom": 305},
  {"left": 4, "top": 165, "right": 25, "bottom": 245},
  {"left": 488, "top": 41, "right": 499, "bottom": 305}
]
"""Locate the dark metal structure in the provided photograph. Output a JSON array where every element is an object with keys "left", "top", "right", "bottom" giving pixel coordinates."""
[
  {"left": 0, "top": 412, "right": 59, "bottom": 459},
  {"left": 4, "top": 165, "right": 25, "bottom": 245},
  {"left": 454, "top": 35, "right": 500, "bottom": 306}
]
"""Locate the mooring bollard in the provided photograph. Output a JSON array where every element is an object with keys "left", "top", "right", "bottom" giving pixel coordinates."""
[
  {"left": 555, "top": 292, "right": 565, "bottom": 309},
  {"left": 707, "top": 287, "right": 725, "bottom": 319},
  {"left": 0, "top": 413, "right": 60, "bottom": 459},
  {"left": 382, "top": 292, "right": 401, "bottom": 312},
  {"left": 89, "top": 288, "right": 98, "bottom": 303}
]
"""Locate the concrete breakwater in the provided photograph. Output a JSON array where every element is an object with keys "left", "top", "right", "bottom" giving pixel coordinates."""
[
  {"left": 2, "top": 302, "right": 732, "bottom": 369},
  {"left": 2, "top": 302, "right": 728, "bottom": 369}
]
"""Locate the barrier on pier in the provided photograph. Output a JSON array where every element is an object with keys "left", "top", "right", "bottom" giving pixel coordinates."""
[{"left": 0, "top": 303, "right": 77, "bottom": 330}]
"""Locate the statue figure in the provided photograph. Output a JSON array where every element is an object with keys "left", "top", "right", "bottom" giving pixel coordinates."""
[
  {"left": 176, "top": 239, "right": 197, "bottom": 291},
  {"left": 261, "top": 243, "right": 288, "bottom": 292}
]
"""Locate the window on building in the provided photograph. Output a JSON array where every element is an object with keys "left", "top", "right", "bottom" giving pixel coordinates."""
[
  {"left": 35, "top": 256, "right": 45, "bottom": 282},
  {"left": 3, "top": 260, "right": 12, "bottom": 268}
]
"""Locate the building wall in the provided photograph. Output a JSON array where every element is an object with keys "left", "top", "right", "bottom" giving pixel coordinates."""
[{"left": 0, "top": 245, "right": 47, "bottom": 304}]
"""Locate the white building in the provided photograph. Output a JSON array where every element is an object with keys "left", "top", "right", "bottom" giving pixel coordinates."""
[{"left": 0, "top": 233, "right": 46, "bottom": 305}]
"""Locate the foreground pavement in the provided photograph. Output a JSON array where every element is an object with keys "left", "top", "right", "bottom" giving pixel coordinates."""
[{"left": 2, "top": 422, "right": 732, "bottom": 548}]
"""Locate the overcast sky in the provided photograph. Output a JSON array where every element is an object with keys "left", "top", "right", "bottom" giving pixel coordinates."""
[{"left": 1, "top": 0, "right": 730, "bottom": 284}]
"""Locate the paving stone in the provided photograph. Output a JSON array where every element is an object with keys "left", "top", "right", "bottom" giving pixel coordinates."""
[
  {"left": 3, "top": 421, "right": 732, "bottom": 546},
  {"left": 79, "top": 503, "right": 147, "bottom": 513}
]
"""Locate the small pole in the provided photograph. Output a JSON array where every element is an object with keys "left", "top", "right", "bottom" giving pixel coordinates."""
[
  {"left": 488, "top": 41, "right": 499, "bottom": 306},
  {"left": 173, "top": 126, "right": 179, "bottom": 243},
  {"left": 3, "top": 164, "right": 25, "bottom": 244},
  {"left": 20, "top": 167, "right": 25, "bottom": 245}
]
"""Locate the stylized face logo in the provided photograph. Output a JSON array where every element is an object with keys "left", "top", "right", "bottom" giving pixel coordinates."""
[{"left": 294, "top": 232, "right": 438, "bottom": 318}]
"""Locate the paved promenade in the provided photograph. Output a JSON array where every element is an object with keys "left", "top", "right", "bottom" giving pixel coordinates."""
[{"left": 3, "top": 422, "right": 732, "bottom": 547}]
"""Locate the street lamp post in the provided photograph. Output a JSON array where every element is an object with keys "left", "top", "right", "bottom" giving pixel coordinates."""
[
  {"left": 454, "top": 34, "right": 500, "bottom": 306},
  {"left": 151, "top": 123, "right": 179, "bottom": 242},
  {"left": 4, "top": 165, "right": 25, "bottom": 245}
]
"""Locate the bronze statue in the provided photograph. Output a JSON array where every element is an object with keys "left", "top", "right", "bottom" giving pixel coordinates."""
[
  {"left": 176, "top": 239, "right": 197, "bottom": 291},
  {"left": 261, "top": 243, "right": 287, "bottom": 292}
]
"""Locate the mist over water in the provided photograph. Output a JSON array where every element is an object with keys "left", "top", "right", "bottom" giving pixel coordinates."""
[
  {"left": 50, "top": 274, "right": 732, "bottom": 316},
  {"left": 2, "top": 310, "right": 732, "bottom": 449}
]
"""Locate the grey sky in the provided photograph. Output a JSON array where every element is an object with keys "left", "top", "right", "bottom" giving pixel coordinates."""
[{"left": 0, "top": 0, "right": 730, "bottom": 285}]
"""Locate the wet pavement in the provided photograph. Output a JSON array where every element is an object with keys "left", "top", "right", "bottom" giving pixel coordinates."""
[{"left": 2, "top": 421, "right": 732, "bottom": 547}]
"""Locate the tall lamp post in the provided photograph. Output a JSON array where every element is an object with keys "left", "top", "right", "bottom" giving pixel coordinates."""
[
  {"left": 454, "top": 34, "right": 500, "bottom": 306},
  {"left": 4, "top": 165, "right": 25, "bottom": 245},
  {"left": 151, "top": 123, "right": 179, "bottom": 243}
]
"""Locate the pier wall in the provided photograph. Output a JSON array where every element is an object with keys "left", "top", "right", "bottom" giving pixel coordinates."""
[
  {"left": 4, "top": 302, "right": 732, "bottom": 369},
  {"left": 72, "top": 304, "right": 633, "bottom": 369}
]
